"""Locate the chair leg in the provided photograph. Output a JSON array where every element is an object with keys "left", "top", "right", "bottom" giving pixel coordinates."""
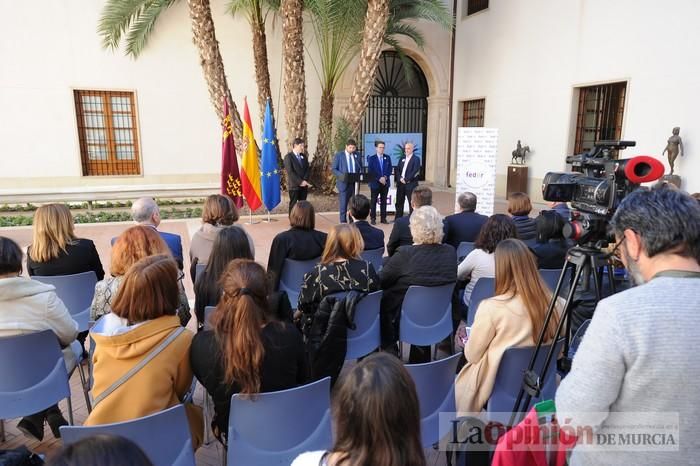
[
  {"left": 77, "top": 364, "right": 92, "bottom": 413},
  {"left": 66, "top": 396, "right": 75, "bottom": 426}
]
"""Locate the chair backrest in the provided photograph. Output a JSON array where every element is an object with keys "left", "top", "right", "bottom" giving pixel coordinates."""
[
  {"left": 204, "top": 305, "right": 216, "bottom": 331},
  {"left": 569, "top": 319, "right": 591, "bottom": 359},
  {"left": 486, "top": 339, "right": 565, "bottom": 415},
  {"left": 539, "top": 268, "right": 564, "bottom": 294},
  {"left": 467, "top": 277, "right": 495, "bottom": 326},
  {"left": 172, "top": 438, "right": 196, "bottom": 466},
  {"left": 0, "top": 330, "right": 71, "bottom": 419},
  {"left": 360, "top": 248, "right": 384, "bottom": 272},
  {"left": 228, "top": 377, "right": 332, "bottom": 466},
  {"left": 61, "top": 404, "right": 193, "bottom": 466},
  {"left": 279, "top": 258, "right": 319, "bottom": 308},
  {"left": 195, "top": 263, "right": 206, "bottom": 281},
  {"left": 457, "top": 241, "right": 475, "bottom": 261},
  {"left": 329, "top": 290, "right": 383, "bottom": 360},
  {"left": 33, "top": 271, "right": 98, "bottom": 331},
  {"left": 399, "top": 283, "right": 455, "bottom": 347},
  {"left": 405, "top": 353, "right": 461, "bottom": 447}
]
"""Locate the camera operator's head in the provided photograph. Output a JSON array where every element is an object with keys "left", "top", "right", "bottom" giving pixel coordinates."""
[{"left": 611, "top": 186, "right": 700, "bottom": 285}]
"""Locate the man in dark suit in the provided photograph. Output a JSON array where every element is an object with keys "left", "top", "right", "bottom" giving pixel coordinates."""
[
  {"left": 129, "top": 197, "right": 184, "bottom": 269},
  {"left": 349, "top": 194, "right": 385, "bottom": 251},
  {"left": 283, "top": 138, "right": 312, "bottom": 214},
  {"left": 366, "top": 140, "right": 393, "bottom": 225},
  {"left": 386, "top": 185, "right": 432, "bottom": 256},
  {"left": 443, "top": 192, "right": 488, "bottom": 249},
  {"left": 394, "top": 142, "right": 421, "bottom": 218},
  {"left": 331, "top": 138, "right": 362, "bottom": 223}
]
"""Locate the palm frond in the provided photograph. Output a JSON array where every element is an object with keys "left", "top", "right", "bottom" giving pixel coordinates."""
[
  {"left": 385, "top": 21, "right": 425, "bottom": 48},
  {"left": 123, "top": 0, "right": 177, "bottom": 58},
  {"left": 98, "top": 0, "right": 149, "bottom": 51}
]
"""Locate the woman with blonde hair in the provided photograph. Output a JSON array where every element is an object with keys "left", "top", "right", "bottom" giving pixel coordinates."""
[
  {"left": 507, "top": 192, "right": 537, "bottom": 241},
  {"left": 298, "top": 223, "right": 379, "bottom": 319},
  {"left": 188, "top": 194, "right": 255, "bottom": 278},
  {"left": 455, "top": 238, "right": 562, "bottom": 413},
  {"left": 27, "top": 203, "right": 104, "bottom": 279},
  {"left": 190, "top": 259, "right": 307, "bottom": 444},
  {"left": 90, "top": 226, "right": 191, "bottom": 326}
]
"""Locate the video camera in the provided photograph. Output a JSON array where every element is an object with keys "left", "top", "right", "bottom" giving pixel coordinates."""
[{"left": 542, "top": 140, "right": 664, "bottom": 245}]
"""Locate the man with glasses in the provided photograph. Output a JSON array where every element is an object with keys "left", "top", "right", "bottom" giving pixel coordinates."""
[{"left": 556, "top": 187, "right": 700, "bottom": 465}]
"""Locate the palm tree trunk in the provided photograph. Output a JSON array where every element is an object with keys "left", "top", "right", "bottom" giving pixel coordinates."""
[
  {"left": 311, "top": 87, "right": 335, "bottom": 192},
  {"left": 281, "top": 0, "right": 308, "bottom": 151},
  {"left": 187, "top": 0, "right": 243, "bottom": 145},
  {"left": 341, "top": 0, "right": 390, "bottom": 136},
  {"left": 250, "top": 8, "right": 274, "bottom": 123}
]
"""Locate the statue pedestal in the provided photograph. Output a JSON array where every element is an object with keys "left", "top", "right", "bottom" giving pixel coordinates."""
[
  {"left": 507, "top": 165, "right": 528, "bottom": 198},
  {"left": 662, "top": 174, "right": 682, "bottom": 189}
]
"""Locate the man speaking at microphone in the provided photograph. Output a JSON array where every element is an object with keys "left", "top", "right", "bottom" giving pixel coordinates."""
[{"left": 332, "top": 138, "right": 362, "bottom": 223}]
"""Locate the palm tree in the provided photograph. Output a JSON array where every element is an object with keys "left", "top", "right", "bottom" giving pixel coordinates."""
[
  {"left": 228, "top": 0, "right": 278, "bottom": 123},
  {"left": 307, "top": 0, "right": 453, "bottom": 192},
  {"left": 342, "top": 0, "right": 453, "bottom": 135},
  {"left": 98, "top": 0, "right": 243, "bottom": 143},
  {"left": 280, "top": 0, "right": 308, "bottom": 151}
]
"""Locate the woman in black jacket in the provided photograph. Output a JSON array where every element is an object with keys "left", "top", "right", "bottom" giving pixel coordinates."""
[
  {"left": 380, "top": 206, "right": 457, "bottom": 363},
  {"left": 267, "top": 201, "right": 327, "bottom": 290},
  {"left": 530, "top": 210, "right": 570, "bottom": 270},
  {"left": 190, "top": 260, "right": 308, "bottom": 444},
  {"left": 507, "top": 192, "right": 537, "bottom": 242}
]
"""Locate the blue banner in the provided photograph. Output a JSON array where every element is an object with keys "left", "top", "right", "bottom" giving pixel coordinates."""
[{"left": 260, "top": 99, "right": 281, "bottom": 211}]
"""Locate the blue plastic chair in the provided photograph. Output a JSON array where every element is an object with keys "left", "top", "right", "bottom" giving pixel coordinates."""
[
  {"left": 279, "top": 258, "right": 319, "bottom": 309},
  {"left": 399, "top": 283, "right": 455, "bottom": 360},
  {"left": 486, "top": 339, "right": 565, "bottom": 418},
  {"left": 539, "top": 268, "right": 566, "bottom": 297},
  {"left": 360, "top": 248, "right": 384, "bottom": 272},
  {"left": 32, "top": 271, "right": 98, "bottom": 332},
  {"left": 466, "top": 277, "right": 495, "bottom": 326},
  {"left": 227, "top": 377, "right": 332, "bottom": 466},
  {"left": 405, "top": 353, "right": 461, "bottom": 447},
  {"left": 457, "top": 242, "right": 475, "bottom": 261},
  {"left": 568, "top": 319, "right": 591, "bottom": 359},
  {"left": 329, "top": 290, "right": 383, "bottom": 360},
  {"left": 61, "top": 404, "right": 194, "bottom": 466},
  {"left": 204, "top": 305, "right": 216, "bottom": 331},
  {"left": 0, "top": 330, "right": 74, "bottom": 442}
]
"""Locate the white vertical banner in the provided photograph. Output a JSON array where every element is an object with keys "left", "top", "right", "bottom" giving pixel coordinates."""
[{"left": 455, "top": 127, "right": 498, "bottom": 216}]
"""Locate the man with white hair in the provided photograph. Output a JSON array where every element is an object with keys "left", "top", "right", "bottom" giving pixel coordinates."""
[{"left": 130, "top": 197, "right": 184, "bottom": 269}]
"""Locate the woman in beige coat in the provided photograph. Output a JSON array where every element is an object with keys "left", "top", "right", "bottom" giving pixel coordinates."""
[{"left": 456, "top": 239, "right": 562, "bottom": 413}]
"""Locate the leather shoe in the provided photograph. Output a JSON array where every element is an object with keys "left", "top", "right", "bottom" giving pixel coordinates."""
[
  {"left": 381, "top": 219, "right": 391, "bottom": 224},
  {"left": 46, "top": 407, "right": 68, "bottom": 439},
  {"left": 370, "top": 219, "right": 376, "bottom": 225},
  {"left": 17, "top": 413, "right": 45, "bottom": 442}
]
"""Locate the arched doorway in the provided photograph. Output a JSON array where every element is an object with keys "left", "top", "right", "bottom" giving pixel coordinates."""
[{"left": 359, "top": 51, "right": 429, "bottom": 180}]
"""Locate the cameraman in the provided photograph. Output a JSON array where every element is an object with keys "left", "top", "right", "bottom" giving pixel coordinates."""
[{"left": 556, "top": 187, "right": 700, "bottom": 465}]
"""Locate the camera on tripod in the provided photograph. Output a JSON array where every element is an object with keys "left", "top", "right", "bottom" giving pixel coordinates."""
[{"left": 541, "top": 140, "right": 665, "bottom": 244}]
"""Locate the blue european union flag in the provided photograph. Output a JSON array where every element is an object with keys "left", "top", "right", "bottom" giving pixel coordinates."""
[{"left": 260, "top": 99, "right": 281, "bottom": 211}]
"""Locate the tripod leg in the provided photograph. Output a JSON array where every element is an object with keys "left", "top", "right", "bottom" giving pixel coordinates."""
[
  {"left": 607, "top": 263, "right": 617, "bottom": 294},
  {"left": 590, "top": 257, "right": 603, "bottom": 302}
]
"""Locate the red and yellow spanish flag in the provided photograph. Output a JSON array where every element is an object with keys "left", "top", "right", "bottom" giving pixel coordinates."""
[{"left": 241, "top": 98, "right": 263, "bottom": 211}]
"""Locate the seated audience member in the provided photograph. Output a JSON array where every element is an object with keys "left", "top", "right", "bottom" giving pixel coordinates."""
[
  {"left": 692, "top": 192, "right": 700, "bottom": 202},
  {"left": 386, "top": 185, "right": 432, "bottom": 256},
  {"left": 189, "top": 194, "right": 255, "bottom": 279},
  {"left": 443, "top": 192, "right": 488, "bottom": 249},
  {"left": 531, "top": 210, "right": 570, "bottom": 269},
  {"left": 557, "top": 187, "right": 700, "bottom": 465},
  {"left": 298, "top": 224, "right": 380, "bottom": 319},
  {"left": 267, "top": 201, "right": 327, "bottom": 290},
  {"left": 190, "top": 259, "right": 307, "bottom": 444},
  {"left": 348, "top": 194, "right": 385, "bottom": 251},
  {"left": 0, "top": 237, "right": 78, "bottom": 441},
  {"left": 194, "top": 226, "right": 254, "bottom": 329},
  {"left": 26, "top": 203, "right": 104, "bottom": 279},
  {"left": 91, "top": 226, "right": 191, "bottom": 326},
  {"left": 87, "top": 255, "right": 202, "bottom": 447},
  {"left": 507, "top": 192, "right": 537, "bottom": 241},
  {"left": 550, "top": 201, "right": 571, "bottom": 220},
  {"left": 381, "top": 206, "right": 457, "bottom": 361},
  {"left": 456, "top": 239, "right": 562, "bottom": 413},
  {"left": 47, "top": 434, "right": 153, "bottom": 466},
  {"left": 129, "top": 197, "right": 184, "bottom": 269},
  {"left": 458, "top": 214, "right": 518, "bottom": 306},
  {"left": 292, "top": 353, "right": 425, "bottom": 466}
]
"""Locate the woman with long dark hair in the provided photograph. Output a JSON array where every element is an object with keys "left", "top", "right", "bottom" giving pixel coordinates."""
[
  {"left": 292, "top": 352, "right": 425, "bottom": 466},
  {"left": 456, "top": 239, "right": 562, "bottom": 413},
  {"left": 190, "top": 259, "right": 307, "bottom": 444}
]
